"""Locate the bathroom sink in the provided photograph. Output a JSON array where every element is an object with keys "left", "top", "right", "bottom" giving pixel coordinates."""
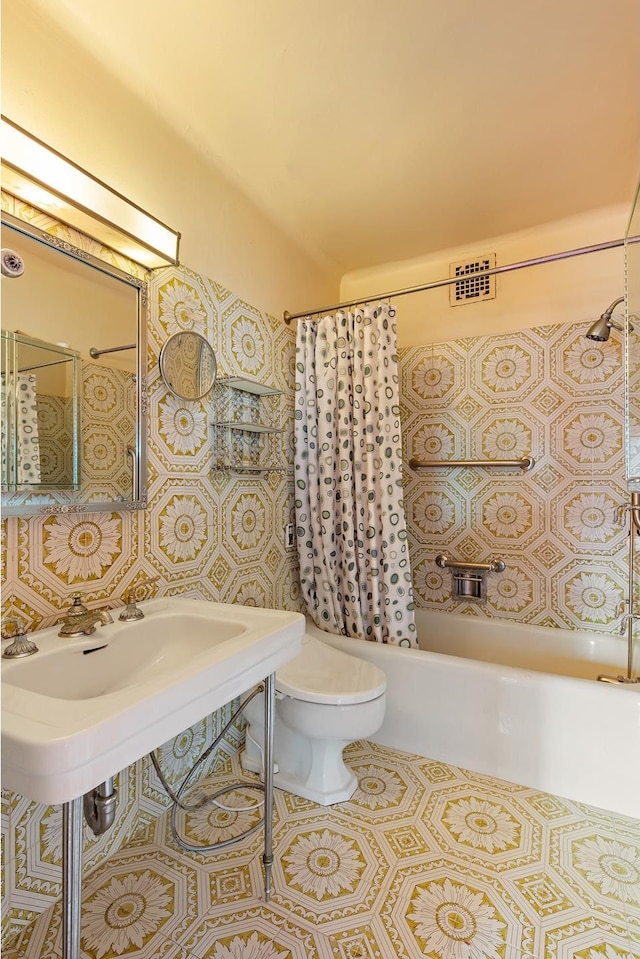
[
  {"left": 1, "top": 598, "right": 304, "bottom": 805},
  {"left": 7, "top": 613, "right": 247, "bottom": 700}
]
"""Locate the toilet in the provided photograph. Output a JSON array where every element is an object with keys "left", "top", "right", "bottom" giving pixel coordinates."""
[{"left": 241, "top": 634, "right": 387, "bottom": 805}]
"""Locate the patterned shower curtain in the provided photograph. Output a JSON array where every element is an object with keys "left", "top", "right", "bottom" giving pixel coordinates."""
[
  {"left": 294, "top": 303, "right": 417, "bottom": 646},
  {"left": 1, "top": 372, "right": 41, "bottom": 484},
  {"left": 16, "top": 373, "right": 41, "bottom": 483}
]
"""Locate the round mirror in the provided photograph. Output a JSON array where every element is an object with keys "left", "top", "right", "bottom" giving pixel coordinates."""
[{"left": 159, "top": 331, "right": 217, "bottom": 400}]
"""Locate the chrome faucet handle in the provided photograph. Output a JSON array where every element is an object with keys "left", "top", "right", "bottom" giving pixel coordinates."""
[
  {"left": 120, "top": 576, "right": 160, "bottom": 622},
  {"left": 2, "top": 618, "right": 38, "bottom": 659},
  {"left": 122, "top": 576, "right": 159, "bottom": 604},
  {"left": 136, "top": 574, "right": 160, "bottom": 592},
  {"left": 620, "top": 613, "right": 632, "bottom": 635},
  {"left": 614, "top": 501, "right": 640, "bottom": 531},
  {"left": 119, "top": 599, "right": 144, "bottom": 622}
]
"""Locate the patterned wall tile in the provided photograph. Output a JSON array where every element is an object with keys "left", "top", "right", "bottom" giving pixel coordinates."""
[
  {"left": 13, "top": 510, "right": 139, "bottom": 622},
  {"left": 144, "top": 478, "right": 218, "bottom": 581},
  {"left": 551, "top": 482, "right": 627, "bottom": 552},
  {"left": 400, "top": 321, "right": 629, "bottom": 629},
  {"left": 220, "top": 299, "right": 268, "bottom": 380},
  {"left": 554, "top": 559, "right": 625, "bottom": 629},
  {"left": 224, "top": 485, "right": 271, "bottom": 565},
  {"left": 486, "top": 562, "right": 542, "bottom": 619},
  {"left": 153, "top": 271, "right": 214, "bottom": 340},
  {"left": 550, "top": 325, "right": 623, "bottom": 395},
  {"left": 153, "top": 392, "right": 209, "bottom": 470},
  {"left": 470, "top": 335, "right": 544, "bottom": 403},
  {"left": 553, "top": 402, "right": 625, "bottom": 474},
  {"left": 406, "top": 408, "right": 468, "bottom": 463},
  {"left": 400, "top": 343, "right": 467, "bottom": 412},
  {"left": 473, "top": 407, "right": 543, "bottom": 462}
]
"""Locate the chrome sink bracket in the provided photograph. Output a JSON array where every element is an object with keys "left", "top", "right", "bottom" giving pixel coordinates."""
[
  {"left": 262, "top": 671, "right": 275, "bottom": 902},
  {"left": 62, "top": 797, "right": 83, "bottom": 959}
]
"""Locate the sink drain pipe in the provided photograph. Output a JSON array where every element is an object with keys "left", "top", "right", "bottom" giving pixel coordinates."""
[{"left": 83, "top": 778, "right": 117, "bottom": 836}]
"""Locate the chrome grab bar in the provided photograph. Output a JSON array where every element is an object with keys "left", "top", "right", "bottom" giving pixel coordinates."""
[
  {"left": 435, "top": 553, "right": 506, "bottom": 573},
  {"left": 409, "top": 456, "right": 534, "bottom": 471}
]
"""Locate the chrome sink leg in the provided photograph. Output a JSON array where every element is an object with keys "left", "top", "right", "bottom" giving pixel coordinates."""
[
  {"left": 262, "top": 672, "right": 275, "bottom": 901},
  {"left": 62, "top": 797, "right": 83, "bottom": 959}
]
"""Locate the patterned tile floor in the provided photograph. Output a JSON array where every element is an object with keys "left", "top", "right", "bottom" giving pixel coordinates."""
[{"left": 6, "top": 741, "right": 640, "bottom": 958}]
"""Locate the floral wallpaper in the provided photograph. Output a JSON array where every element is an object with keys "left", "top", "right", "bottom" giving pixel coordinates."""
[
  {"left": 1, "top": 204, "right": 301, "bottom": 945},
  {"left": 400, "top": 322, "right": 629, "bottom": 630}
]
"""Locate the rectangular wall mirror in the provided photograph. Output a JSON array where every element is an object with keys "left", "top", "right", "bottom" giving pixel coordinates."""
[{"left": 1, "top": 212, "right": 147, "bottom": 515}]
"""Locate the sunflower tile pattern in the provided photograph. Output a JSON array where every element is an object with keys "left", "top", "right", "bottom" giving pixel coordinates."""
[
  {"left": 400, "top": 323, "right": 629, "bottom": 629},
  {"left": 5, "top": 743, "right": 639, "bottom": 959}
]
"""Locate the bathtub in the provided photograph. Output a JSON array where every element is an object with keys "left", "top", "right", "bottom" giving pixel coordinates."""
[{"left": 308, "top": 611, "right": 640, "bottom": 819}]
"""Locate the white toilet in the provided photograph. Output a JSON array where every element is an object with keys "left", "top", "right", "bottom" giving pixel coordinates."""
[{"left": 241, "top": 634, "right": 387, "bottom": 805}]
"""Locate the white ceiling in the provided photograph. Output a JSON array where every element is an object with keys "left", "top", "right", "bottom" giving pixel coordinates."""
[{"left": 21, "top": 0, "right": 640, "bottom": 274}]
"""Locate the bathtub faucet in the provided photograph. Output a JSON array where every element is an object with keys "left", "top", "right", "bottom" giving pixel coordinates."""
[
  {"left": 619, "top": 612, "right": 639, "bottom": 636},
  {"left": 596, "top": 672, "right": 640, "bottom": 684}
]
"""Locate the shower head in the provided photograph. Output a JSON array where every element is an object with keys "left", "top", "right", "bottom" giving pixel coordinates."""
[
  {"left": 585, "top": 296, "right": 626, "bottom": 341},
  {"left": 585, "top": 315, "right": 622, "bottom": 342}
]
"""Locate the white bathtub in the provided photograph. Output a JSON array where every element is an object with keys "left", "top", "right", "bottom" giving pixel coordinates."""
[{"left": 308, "top": 612, "right": 640, "bottom": 819}]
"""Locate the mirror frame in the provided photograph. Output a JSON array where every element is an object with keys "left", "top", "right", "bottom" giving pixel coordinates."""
[
  {"left": 625, "top": 180, "right": 640, "bottom": 490},
  {"left": 1, "top": 211, "right": 148, "bottom": 516}
]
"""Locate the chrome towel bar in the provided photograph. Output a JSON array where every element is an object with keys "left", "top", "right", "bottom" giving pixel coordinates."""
[
  {"left": 435, "top": 553, "right": 506, "bottom": 573},
  {"left": 409, "top": 455, "right": 535, "bottom": 471},
  {"left": 89, "top": 343, "right": 135, "bottom": 358}
]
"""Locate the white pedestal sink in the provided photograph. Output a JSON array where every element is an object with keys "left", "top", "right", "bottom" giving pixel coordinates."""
[{"left": 1, "top": 597, "right": 305, "bottom": 959}]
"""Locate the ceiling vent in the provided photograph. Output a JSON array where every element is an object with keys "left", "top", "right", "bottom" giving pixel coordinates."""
[{"left": 449, "top": 253, "right": 496, "bottom": 306}]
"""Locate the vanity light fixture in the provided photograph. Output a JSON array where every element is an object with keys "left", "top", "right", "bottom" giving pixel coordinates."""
[{"left": 1, "top": 116, "right": 180, "bottom": 269}]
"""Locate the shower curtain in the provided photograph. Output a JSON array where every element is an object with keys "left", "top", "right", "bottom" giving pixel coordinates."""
[
  {"left": 294, "top": 303, "right": 417, "bottom": 646},
  {"left": 1, "top": 372, "right": 41, "bottom": 484}
]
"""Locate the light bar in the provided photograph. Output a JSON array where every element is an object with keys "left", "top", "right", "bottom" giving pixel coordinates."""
[{"left": 1, "top": 116, "right": 180, "bottom": 269}]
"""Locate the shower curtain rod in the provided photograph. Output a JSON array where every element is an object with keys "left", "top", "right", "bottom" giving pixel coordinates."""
[{"left": 283, "top": 234, "right": 640, "bottom": 323}]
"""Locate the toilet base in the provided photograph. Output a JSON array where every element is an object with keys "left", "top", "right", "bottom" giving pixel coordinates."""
[
  {"left": 241, "top": 743, "right": 358, "bottom": 806},
  {"left": 241, "top": 682, "right": 385, "bottom": 807}
]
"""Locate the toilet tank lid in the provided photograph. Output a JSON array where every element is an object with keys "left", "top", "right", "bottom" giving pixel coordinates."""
[{"left": 276, "top": 635, "right": 387, "bottom": 705}]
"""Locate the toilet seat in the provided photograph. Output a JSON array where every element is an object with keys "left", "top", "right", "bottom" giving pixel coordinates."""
[{"left": 275, "top": 635, "right": 386, "bottom": 706}]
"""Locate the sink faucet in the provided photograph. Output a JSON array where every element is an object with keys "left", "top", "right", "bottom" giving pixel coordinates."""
[{"left": 58, "top": 593, "right": 114, "bottom": 638}]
